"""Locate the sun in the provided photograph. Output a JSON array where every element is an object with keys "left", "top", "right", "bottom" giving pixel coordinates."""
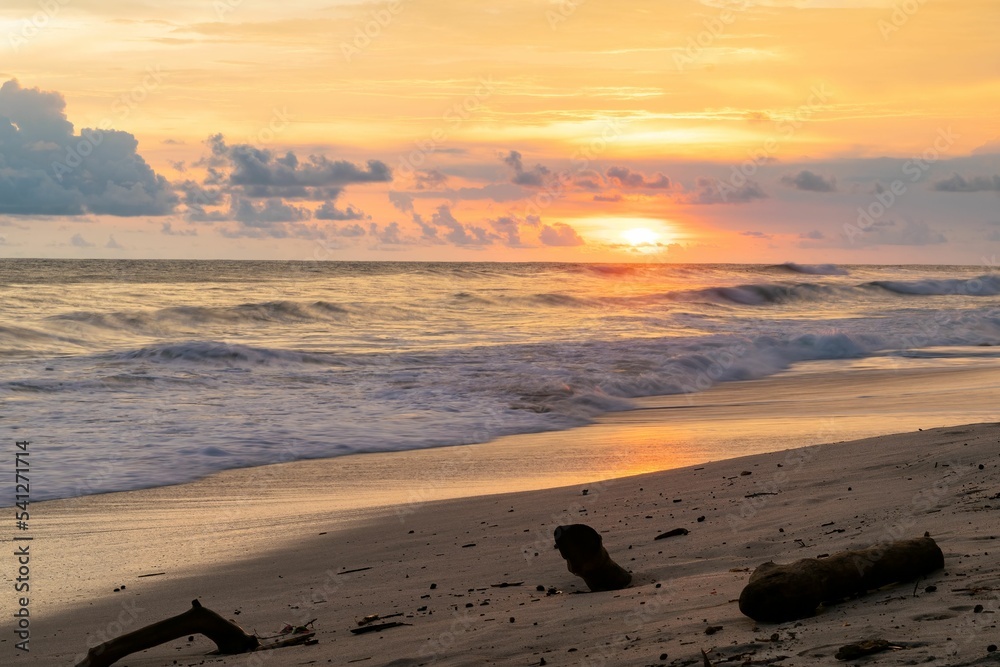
[{"left": 621, "top": 227, "right": 659, "bottom": 246}]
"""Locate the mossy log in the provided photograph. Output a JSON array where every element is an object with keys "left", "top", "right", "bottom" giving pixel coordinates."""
[{"left": 739, "top": 536, "right": 944, "bottom": 623}]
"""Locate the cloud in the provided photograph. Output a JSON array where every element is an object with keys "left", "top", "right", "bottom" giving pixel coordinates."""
[
  {"left": 489, "top": 216, "right": 527, "bottom": 247},
  {"left": 972, "top": 138, "right": 1000, "bottom": 156},
  {"left": 799, "top": 230, "right": 825, "bottom": 239},
  {"left": 503, "top": 150, "right": 550, "bottom": 187},
  {"left": 207, "top": 134, "right": 392, "bottom": 200},
  {"left": 161, "top": 221, "right": 197, "bottom": 236},
  {"left": 931, "top": 173, "right": 1000, "bottom": 192},
  {"left": 539, "top": 222, "right": 584, "bottom": 246},
  {"left": 316, "top": 201, "right": 367, "bottom": 220},
  {"left": 431, "top": 205, "right": 495, "bottom": 246},
  {"left": 414, "top": 169, "right": 448, "bottom": 190},
  {"left": 70, "top": 233, "right": 94, "bottom": 247},
  {"left": 369, "top": 221, "right": 404, "bottom": 244},
  {"left": 849, "top": 219, "right": 947, "bottom": 246},
  {"left": 741, "top": 230, "right": 772, "bottom": 240},
  {"left": 594, "top": 193, "right": 623, "bottom": 202},
  {"left": 780, "top": 170, "right": 837, "bottom": 192},
  {"left": 605, "top": 166, "right": 671, "bottom": 189},
  {"left": 686, "top": 177, "right": 767, "bottom": 204},
  {"left": 105, "top": 234, "right": 123, "bottom": 249},
  {"left": 0, "top": 79, "right": 176, "bottom": 216}
]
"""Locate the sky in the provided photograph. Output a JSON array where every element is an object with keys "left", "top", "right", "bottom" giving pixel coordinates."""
[{"left": 0, "top": 0, "right": 998, "bottom": 264}]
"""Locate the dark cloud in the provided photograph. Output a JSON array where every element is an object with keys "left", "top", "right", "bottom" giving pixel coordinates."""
[
  {"left": 780, "top": 170, "right": 837, "bottom": 192},
  {"left": 503, "top": 150, "right": 550, "bottom": 187},
  {"left": 209, "top": 135, "right": 391, "bottom": 200},
  {"left": 0, "top": 79, "right": 176, "bottom": 216},
  {"left": 316, "top": 201, "right": 367, "bottom": 221},
  {"left": 606, "top": 166, "right": 670, "bottom": 189},
  {"left": 224, "top": 197, "right": 312, "bottom": 237},
  {"left": 686, "top": 177, "right": 767, "bottom": 205},
  {"left": 539, "top": 222, "right": 584, "bottom": 246},
  {"left": 741, "top": 230, "right": 772, "bottom": 240},
  {"left": 931, "top": 173, "right": 1000, "bottom": 192}
]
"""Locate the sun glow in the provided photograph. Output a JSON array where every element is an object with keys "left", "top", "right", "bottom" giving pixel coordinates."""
[{"left": 621, "top": 227, "right": 660, "bottom": 246}]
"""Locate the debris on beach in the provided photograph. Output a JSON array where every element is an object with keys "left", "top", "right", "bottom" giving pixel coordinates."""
[
  {"left": 739, "top": 536, "right": 945, "bottom": 623},
  {"left": 349, "top": 621, "right": 411, "bottom": 635},
  {"left": 655, "top": 528, "right": 690, "bottom": 540},
  {"left": 74, "top": 599, "right": 317, "bottom": 667},
  {"left": 835, "top": 638, "right": 898, "bottom": 660},
  {"left": 553, "top": 524, "right": 632, "bottom": 592}
]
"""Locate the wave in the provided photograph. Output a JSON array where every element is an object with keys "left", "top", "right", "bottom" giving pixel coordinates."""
[
  {"left": 866, "top": 275, "right": 1000, "bottom": 297},
  {"left": 112, "top": 341, "right": 340, "bottom": 366},
  {"left": 773, "top": 262, "right": 849, "bottom": 276},
  {"left": 47, "top": 300, "right": 350, "bottom": 333}
]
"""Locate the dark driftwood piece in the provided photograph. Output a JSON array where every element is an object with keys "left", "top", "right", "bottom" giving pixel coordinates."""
[
  {"left": 75, "top": 599, "right": 259, "bottom": 667},
  {"left": 553, "top": 524, "right": 632, "bottom": 592},
  {"left": 739, "top": 536, "right": 944, "bottom": 623}
]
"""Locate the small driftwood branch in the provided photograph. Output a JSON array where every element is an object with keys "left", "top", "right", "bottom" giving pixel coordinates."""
[
  {"left": 553, "top": 524, "right": 632, "bottom": 592},
  {"left": 738, "top": 536, "right": 944, "bottom": 623},
  {"left": 76, "top": 599, "right": 259, "bottom": 667}
]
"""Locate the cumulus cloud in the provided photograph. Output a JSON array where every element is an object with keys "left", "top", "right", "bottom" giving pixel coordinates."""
[
  {"left": 686, "top": 177, "right": 767, "bottom": 204},
  {"left": 315, "top": 201, "right": 367, "bottom": 220},
  {"left": 931, "top": 173, "right": 1000, "bottom": 192},
  {"left": 606, "top": 166, "right": 671, "bottom": 189},
  {"left": 539, "top": 222, "right": 584, "bottom": 246},
  {"left": 0, "top": 79, "right": 176, "bottom": 216},
  {"left": 503, "top": 150, "right": 550, "bottom": 187},
  {"left": 369, "top": 221, "right": 404, "bottom": 244},
  {"left": 780, "top": 170, "right": 837, "bottom": 192},
  {"left": 431, "top": 205, "right": 495, "bottom": 246},
  {"left": 207, "top": 134, "right": 392, "bottom": 200},
  {"left": 105, "top": 235, "right": 123, "bottom": 249}
]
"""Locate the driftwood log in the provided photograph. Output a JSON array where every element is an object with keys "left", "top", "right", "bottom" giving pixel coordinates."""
[
  {"left": 739, "top": 536, "right": 944, "bottom": 623},
  {"left": 554, "top": 524, "right": 632, "bottom": 592},
  {"left": 76, "top": 599, "right": 259, "bottom": 667}
]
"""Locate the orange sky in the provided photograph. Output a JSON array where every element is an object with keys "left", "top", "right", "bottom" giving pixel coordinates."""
[{"left": 1, "top": 0, "right": 998, "bottom": 262}]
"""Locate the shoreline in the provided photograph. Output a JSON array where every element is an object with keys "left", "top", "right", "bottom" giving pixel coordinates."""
[{"left": 11, "top": 419, "right": 1000, "bottom": 665}]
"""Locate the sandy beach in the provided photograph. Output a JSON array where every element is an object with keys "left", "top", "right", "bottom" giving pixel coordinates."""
[{"left": 9, "top": 413, "right": 1000, "bottom": 666}]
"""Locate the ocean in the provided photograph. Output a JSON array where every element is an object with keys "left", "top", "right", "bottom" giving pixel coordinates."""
[{"left": 3, "top": 259, "right": 1000, "bottom": 503}]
